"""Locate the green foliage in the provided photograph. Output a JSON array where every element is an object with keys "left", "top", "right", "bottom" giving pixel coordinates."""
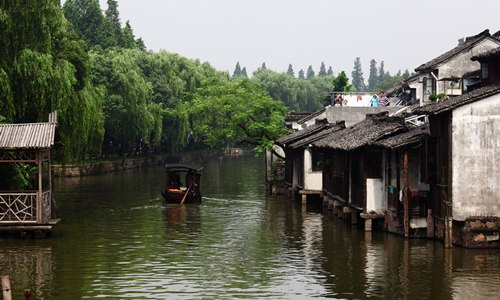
[
  {"left": 286, "top": 64, "right": 294, "bottom": 77},
  {"left": 0, "top": 0, "right": 105, "bottom": 162},
  {"left": 327, "top": 66, "right": 333, "bottom": 76},
  {"left": 378, "top": 61, "right": 387, "bottom": 82},
  {"left": 306, "top": 65, "right": 315, "bottom": 80},
  {"left": 185, "top": 77, "right": 290, "bottom": 153},
  {"left": 332, "top": 71, "right": 351, "bottom": 92},
  {"left": 368, "top": 59, "right": 378, "bottom": 92},
  {"left": 252, "top": 69, "right": 326, "bottom": 112},
  {"left": 318, "top": 62, "right": 327, "bottom": 77},
  {"left": 233, "top": 62, "right": 242, "bottom": 77},
  {"left": 351, "top": 57, "right": 365, "bottom": 92},
  {"left": 298, "top": 69, "right": 305, "bottom": 79}
]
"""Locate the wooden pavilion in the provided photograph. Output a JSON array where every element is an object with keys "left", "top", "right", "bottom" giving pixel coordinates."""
[{"left": 0, "top": 111, "right": 61, "bottom": 237}]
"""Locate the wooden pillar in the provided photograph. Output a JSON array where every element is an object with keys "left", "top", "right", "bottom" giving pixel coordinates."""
[
  {"left": 404, "top": 150, "right": 409, "bottom": 238},
  {"left": 37, "top": 150, "right": 42, "bottom": 224},
  {"left": 427, "top": 209, "right": 435, "bottom": 238},
  {"left": 1, "top": 275, "right": 12, "bottom": 300}
]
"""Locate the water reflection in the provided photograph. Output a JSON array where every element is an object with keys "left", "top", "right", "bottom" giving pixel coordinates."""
[{"left": 0, "top": 154, "right": 499, "bottom": 299}]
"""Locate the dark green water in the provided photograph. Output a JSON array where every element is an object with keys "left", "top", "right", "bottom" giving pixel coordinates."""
[{"left": 1, "top": 154, "right": 499, "bottom": 299}]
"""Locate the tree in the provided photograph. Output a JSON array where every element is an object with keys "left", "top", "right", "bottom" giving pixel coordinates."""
[
  {"left": 185, "top": 77, "right": 290, "bottom": 154},
  {"left": 261, "top": 62, "right": 267, "bottom": 71},
  {"left": 298, "top": 69, "right": 305, "bottom": 79},
  {"left": 318, "top": 62, "right": 327, "bottom": 77},
  {"left": 332, "top": 71, "right": 352, "bottom": 92},
  {"left": 396, "top": 70, "right": 401, "bottom": 77},
  {"left": 367, "top": 59, "right": 378, "bottom": 92},
  {"left": 378, "top": 61, "right": 386, "bottom": 83},
  {"left": 2, "top": 0, "right": 105, "bottom": 162},
  {"left": 122, "top": 20, "right": 136, "bottom": 49},
  {"left": 233, "top": 62, "right": 241, "bottom": 77},
  {"left": 306, "top": 65, "right": 315, "bottom": 80},
  {"left": 402, "top": 69, "right": 410, "bottom": 79},
  {"left": 351, "top": 57, "right": 365, "bottom": 92},
  {"left": 327, "top": 66, "right": 333, "bottom": 76},
  {"left": 63, "top": 0, "right": 114, "bottom": 48},
  {"left": 286, "top": 64, "right": 294, "bottom": 77},
  {"left": 105, "top": 0, "right": 125, "bottom": 47},
  {"left": 241, "top": 67, "right": 248, "bottom": 78}
]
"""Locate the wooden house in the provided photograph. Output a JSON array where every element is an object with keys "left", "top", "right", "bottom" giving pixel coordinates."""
[
  {"left": 0, "top": 112, "right": 61, "bottom": 237},
  {"left": 414, "top": 29, "right": 500, "bottom": 104},
  {"left": 414, "top": 47, "right": 500, "bottom": 247},
  {"left": 275, "top": 119, "right": 344, "bottom": 202},
  {"left": 313, "top": 112, "right": 408, "bottom": 230},
  {"left": 372, "top": 125, "right": 430, "bottom": 237}
]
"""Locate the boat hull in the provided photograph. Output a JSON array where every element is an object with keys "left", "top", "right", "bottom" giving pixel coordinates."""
[{"left": 162, "top": 188, "right": 202, "bottom": 203}]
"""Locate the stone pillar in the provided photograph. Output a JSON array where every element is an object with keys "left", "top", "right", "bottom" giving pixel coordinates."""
[
  {"left": 365, "top": 219, "right": 372, "bottom": 231},
  {"left": 302, "top": 194, "right": 307, "bottom": 205}
]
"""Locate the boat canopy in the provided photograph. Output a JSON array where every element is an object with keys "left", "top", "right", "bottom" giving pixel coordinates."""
[{"left": 165, "top": 163, "right": 203, "bottom": 174}]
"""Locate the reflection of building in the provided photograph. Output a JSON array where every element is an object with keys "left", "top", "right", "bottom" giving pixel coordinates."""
[{"left": 0, "top": 245, "right": 55, "bottom": 300}]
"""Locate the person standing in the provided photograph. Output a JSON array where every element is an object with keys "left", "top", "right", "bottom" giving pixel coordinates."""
[
  {"left": 378, "top": 91, "right": 389, "bottom": 107},
  {"left": 370, "top": 94, "right": 378, "bottom": 107}
]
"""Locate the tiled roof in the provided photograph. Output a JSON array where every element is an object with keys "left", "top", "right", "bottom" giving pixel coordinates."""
[
  {"left": 285, "top": 112, "right": 313, "bottom": 122},
  {"left": 415, "top": 30, "right": 498, "bottom": 71},
  {"left": 373, "top": 125, "right": 429, "bottom": 149},
  {"left": 471, "top": 46, "right": 500, "bottom": 61},
  {"left": 385, "top": 73, "right": 419, "bottom": 97},
  {"left": 290, "top": 122, "right": 345, "bottom": 149},
  {"left": 313, "top": 112, "right": 407, "bottom": 151},
  {"left": 276, "top": 118, "right": 330, "bottom": 146},
  {"left": 297, "top": 108, "right": 326, "bottom": 125},
  {"left": 413, "top": 83, "right": 500, "bottom": 115}
]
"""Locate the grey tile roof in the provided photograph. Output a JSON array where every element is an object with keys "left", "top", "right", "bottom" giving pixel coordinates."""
[
  {"left": 471, "top": 46, "right": 500, "bottom": 61},
  {"left": 290, "top": 122, "right": 345, "bottom": 149},
  {"left": 297, "top": 109, "right": 326, "bottom": 125},
  {"left": 313, "top": 112, "right": 407, "bottom": 151},
  {"left": 415, "top": 30, "right": 499, "bottom": 71},
  {"left": 373, "top": 125, "right": 429, "bottom": 149},
  {"left": 285, "top": 112, "right": 313, "bottom": 122},
  {"left": 276, "top": 118, "right": 330, "bottom": 146},
  {"left": 413, "top": 82, "right": 500, "bottom": 115}
]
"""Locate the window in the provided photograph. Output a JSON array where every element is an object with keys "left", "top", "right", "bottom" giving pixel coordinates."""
[{"left": 311, "top": 147, "right": 322, "bottom": 171}]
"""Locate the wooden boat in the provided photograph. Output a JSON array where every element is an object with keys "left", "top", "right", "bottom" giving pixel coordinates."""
[{"left": 162, "top": 163, "right": 203, "bottom": 203}]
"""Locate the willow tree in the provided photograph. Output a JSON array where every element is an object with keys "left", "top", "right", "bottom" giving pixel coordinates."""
[
  {"left": 185, "top": 77, "right": 289, "bottom": 154},
  {"left": 0, "top": 0, "right": 105, "bottom": 162}
]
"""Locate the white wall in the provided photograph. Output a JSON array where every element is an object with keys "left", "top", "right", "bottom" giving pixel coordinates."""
[
  {"left": 452, "top": 93, "right": 500, "bottom": 220},
  {"left": 303, "top": 147, "right": 322, "bottom": 191},
  {"left": 366, "top": 152, "right": 387, "bottom": 214}
]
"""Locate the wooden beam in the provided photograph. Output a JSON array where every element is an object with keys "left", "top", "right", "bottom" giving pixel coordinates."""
[{"left": 404, "top": 150, "right": 410, "bottom": 238}]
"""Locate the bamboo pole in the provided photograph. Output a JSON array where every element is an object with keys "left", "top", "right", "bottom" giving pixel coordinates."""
[{"left": 1, "top": 275, "right": 12, "bottom": 300}]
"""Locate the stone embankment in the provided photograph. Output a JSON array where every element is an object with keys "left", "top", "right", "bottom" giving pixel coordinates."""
[{"left": 53, "top": 148, "right": 250, "bottom": 177}]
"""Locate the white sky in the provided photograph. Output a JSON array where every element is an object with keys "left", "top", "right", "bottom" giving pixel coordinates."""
[{"left": 98, "top": 0, "right": 500, "bottom": 79}]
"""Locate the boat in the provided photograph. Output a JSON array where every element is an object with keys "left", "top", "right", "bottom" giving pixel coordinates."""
[{"left": 162, "top": 163, "right": 203, "bottom": 203}]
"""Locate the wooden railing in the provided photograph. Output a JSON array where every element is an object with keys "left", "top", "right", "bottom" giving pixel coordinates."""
[{"left": 0, "top": 191, "right": 51, "bottom": 224}]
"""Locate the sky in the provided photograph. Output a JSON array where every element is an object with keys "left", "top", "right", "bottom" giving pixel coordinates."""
[{"left": 98, "top": 0, "right": 500, "bottom": 79}]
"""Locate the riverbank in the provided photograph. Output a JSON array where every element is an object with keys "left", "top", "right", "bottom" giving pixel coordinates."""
[{"left": 52, "top": 148, "right": 252, "bottom": 177}]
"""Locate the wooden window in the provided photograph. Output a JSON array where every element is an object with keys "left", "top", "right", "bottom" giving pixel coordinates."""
[{"left": 421, "top": 137, "right": 438, "bottom": 183}]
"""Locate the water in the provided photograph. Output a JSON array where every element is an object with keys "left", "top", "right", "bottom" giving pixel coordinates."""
[{"left": 1, "top": 154, "right": 499, "bottom": 299}]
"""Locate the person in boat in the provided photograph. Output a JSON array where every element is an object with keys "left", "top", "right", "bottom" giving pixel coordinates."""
[{"left": 169, "top": 172, "right": 182, "bottom": 189}]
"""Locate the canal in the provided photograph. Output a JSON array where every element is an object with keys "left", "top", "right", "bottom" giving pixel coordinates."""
[{"left": 1, "top": 154, "right": 500, "bottom": 299}]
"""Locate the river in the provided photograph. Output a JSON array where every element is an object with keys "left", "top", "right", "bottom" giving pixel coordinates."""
[{"left": 1, "top": 154, "right": 499, "bottom": 299}]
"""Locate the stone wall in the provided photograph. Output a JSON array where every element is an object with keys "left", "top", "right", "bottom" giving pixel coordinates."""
[
  {"left": 454, "top": 218, "right": 500, "bottom": 248},
  {"left": 52, "top": 149, "right": 251, "bottom": 177}
]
